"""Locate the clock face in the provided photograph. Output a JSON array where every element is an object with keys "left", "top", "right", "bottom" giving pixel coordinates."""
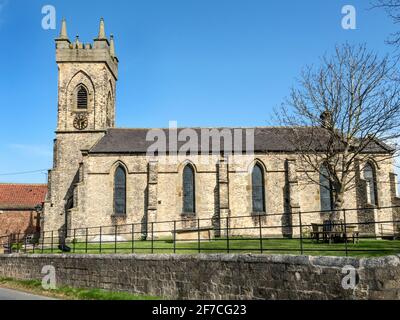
[{"left": 73, "top": 113, "right": 88, "bottom": 130}]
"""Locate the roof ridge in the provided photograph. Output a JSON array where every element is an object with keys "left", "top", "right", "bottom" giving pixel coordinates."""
[{"left": 108, "top": 126, "right": 312, "bottom": 130}]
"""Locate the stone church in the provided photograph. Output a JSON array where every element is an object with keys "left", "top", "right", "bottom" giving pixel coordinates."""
[{"left": 43, "top": 19, "right": 399, "bottom": 239}]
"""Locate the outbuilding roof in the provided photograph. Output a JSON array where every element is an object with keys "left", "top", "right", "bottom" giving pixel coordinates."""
[{"left": 0, "top": 184, "right": 47, "bottom": 210}]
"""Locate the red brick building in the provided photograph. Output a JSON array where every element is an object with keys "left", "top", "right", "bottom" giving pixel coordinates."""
[{"left": 0, "top": 184, "right": 47, "bottom": 237}]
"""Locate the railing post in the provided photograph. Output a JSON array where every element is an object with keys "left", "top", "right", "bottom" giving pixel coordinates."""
[
  {"left": 151, "top": 222, "right": 154, "bottom": 254},
  {"left": 8, "top": 234, "right": 11, "bottom": 254},
  {"left": 299, "top": 210, "right": 303, "bottom": 255},
  {"left": 16, "top": 233, "right": 20, "bottom": 253},
  {"left": 114, "top": 225, "right": 117, "bottom": 254},
  {"left": 99, "top": 227, "right": 102, "bottom": 254},
  {"left": 41, "top": 231, "right": 44, "bottom": 253},
  {"left": 343, "top": 209, "right": 348, "bottom": 257},
  {"left": 173, "top": 221, "right": 176, "bottom": 254},
  {"left": 259, "top": 214, "right": 263, "bottom": 254},
  {"left": 73, "top": 229, "right": 76, "bottom": 253},
  {"left": 132, "top": 223, "right": 135, "bottom": 253},
  {"left": 51, "top": 231, "right": 54, "bottom": 254},
  {"left": 226, "top": 217, "right": 230, "bottom": 254},
  {"left": 198, "top": 218, "right": 201, "bottom": 253},
  {"left": 32, "top": 233, "right": 35, "bottom": 254},
  {"left": 85, "top": 228, "right": 88, "bottom": 254}
]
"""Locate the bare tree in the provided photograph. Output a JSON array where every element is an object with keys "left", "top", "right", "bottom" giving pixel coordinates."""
[
  {"left": 277, "top": 44, "right": 400, "bottom": 216},
  {"left": 372, "top": 0, "right": 400, "bottom": 47}
]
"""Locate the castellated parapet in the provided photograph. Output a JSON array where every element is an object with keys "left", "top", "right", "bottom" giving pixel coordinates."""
[{"left": 55, "top": 18, "right": 118, "bottom": 80}]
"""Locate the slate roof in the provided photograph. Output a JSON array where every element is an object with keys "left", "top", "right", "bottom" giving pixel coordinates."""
[
  {"left": 89, "top": 127, "right": 393, "bottom": 154},
  {"left": 0, "top": 184, "right": 47, "bottom": 210}
]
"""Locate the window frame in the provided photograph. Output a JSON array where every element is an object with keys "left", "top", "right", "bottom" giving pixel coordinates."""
[
  {"left": 363, "top": 162, "right": 378, "bottom": 206},
  {"left": 251, "top": 163, "right": 266, "bottom": 214},
  {"left": 106, "top": 92, "right": 113, "bottom": 127},
  {"left": 182, "top": 164, "right": 196, "bottom": 215},
  {"left": 113, "top": 165, "right": 127, "bottom": 215},
  {"left": 319, "top": 165, "right": 334, "bottom": 212}
]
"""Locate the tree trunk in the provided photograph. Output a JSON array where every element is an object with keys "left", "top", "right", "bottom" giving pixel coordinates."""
[{"left": 331, "top": 184, "right": 344, "bottom": 221}]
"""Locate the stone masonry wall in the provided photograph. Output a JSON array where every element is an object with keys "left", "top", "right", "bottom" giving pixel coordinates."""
[
  {"left": 64, "top": 153, "right": 397, "bottom": 239},
  {"left": 0, "top": 254, "right": 399, "bottom": 300}
]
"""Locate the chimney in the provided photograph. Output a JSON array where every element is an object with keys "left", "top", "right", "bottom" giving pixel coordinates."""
[{"left": 320, "top": 111, "right": 333, "bottom": 129}]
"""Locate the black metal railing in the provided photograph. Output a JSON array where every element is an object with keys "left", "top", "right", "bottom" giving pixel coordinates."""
[{"left": 1, "top": 205, "right": 399, "bottom": 257}]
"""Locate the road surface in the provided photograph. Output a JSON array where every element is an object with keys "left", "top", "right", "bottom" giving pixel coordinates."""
[{"left": 0, "top": 287, "right": 56, "bottom": 300}]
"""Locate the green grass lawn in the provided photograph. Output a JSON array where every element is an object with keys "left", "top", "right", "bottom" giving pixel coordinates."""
[
  {"left": 30, "top": 237, "right": 400, "bottom": 257},
  {"left": 0, "top": 277, "right": 161, "bottom": 300}
]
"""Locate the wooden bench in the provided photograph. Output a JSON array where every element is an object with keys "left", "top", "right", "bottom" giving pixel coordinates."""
[{"left": 311, "top": 223, "right": 359, "bottom": 244}]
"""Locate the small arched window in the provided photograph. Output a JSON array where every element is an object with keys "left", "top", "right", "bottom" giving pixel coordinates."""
[
  {"left": 364, "top": 163, "right": 377, "bottom": 206},
  {"left": 252, "top": 163, "right": 266, "bottom": 213},
  {"left": 106, "top": 92, "right": 112, "bottom": 127},
  {"left": 77, "top": 86, "right": 88, "bottom": 109},
  {"left": 320, "top": 165, "right": 334, "bottom": 212},
  {"left": 183, "top": 164, "right": 195, "bottom": 214},
  {"left": 114, "top": 165, "right": 126, "bottom": 215}
]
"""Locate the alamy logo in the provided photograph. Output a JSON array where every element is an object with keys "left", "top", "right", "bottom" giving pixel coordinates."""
[
  {"left": 41, "top": 265, "right": 57, "bottom": 290},
  {"left": 41, "top": 5, "right": 56, "bottom": 30},
  {"left": 145, "top": 121, "right": 255, "bottom": 165},
  {"left": 341, "top": 5, "right": 356, "bottom": 30},
  {"left": 341, "top": 265, "right": 357, "bottom": 290}
]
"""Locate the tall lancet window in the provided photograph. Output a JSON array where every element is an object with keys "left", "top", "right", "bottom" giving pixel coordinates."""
[
  {"left": 77, "top": 86, "right": 88, "bottom": 109},
  {"left": 364, "top": 163, "right": 377, "bottom": 206},
  {"left": 114, "top": 165, "right": 126, "bottom": 215},
  {"left": 252, "top": 163, "right": 266, "bottom": 213},
  {"left": 106, "top": 92, "right": 112, "bottom": 127},
  {"left": 320, "top": 165, "right": 334, "bottom": 212},
  {"left": 183, "top": 164, "right": 195, "bottom": 214}
]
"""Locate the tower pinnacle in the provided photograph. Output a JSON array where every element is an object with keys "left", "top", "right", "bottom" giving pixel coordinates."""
[
  {"left": 98, "top": 18, "right": 106, "bottom": 39},
  {"left": 58, "top": 18, "right": 68, "bottom": 39},
  {"left": 110, "top": 34, "right": 116, "bottom": 57}
]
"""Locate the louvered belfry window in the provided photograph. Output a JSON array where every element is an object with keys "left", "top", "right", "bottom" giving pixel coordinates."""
[
  {"left": 252, "top": 163, "right": 266, "bottom": 213},
  {"left": 77, "top": 86, "right": 88, "bottom": 109},
  {"left": 114, "top": 166, "right": 126, "bottom": 215},
  {"left": 183, "top": 165, "right": 195, "bottom": 214}
]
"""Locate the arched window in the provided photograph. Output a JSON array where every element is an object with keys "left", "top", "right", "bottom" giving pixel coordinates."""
[
  {"left": 320, "top": 165, "right": 334, "bottom": 212},
  {"left": 364, "top": 163, "right": 377, "bottom": 206},
  {"left": 183, "top": 164, "right": 195, "bottom": 214},
  {"left": 106, "top": 92, "right": 112, "bottom": 127},
  {"left": 77, "top": 86, "right": 88, "bottom": 109},
  {"left": 252, "top": 163, "right": 266, "bottom": 213},
  {"left": 114, "top": 165, "right": 126, "bottom": 215}
]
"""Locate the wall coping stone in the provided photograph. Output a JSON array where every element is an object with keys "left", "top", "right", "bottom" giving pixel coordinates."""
[{"left": 3, "top": 253, "right": 398, "bottom": 268}]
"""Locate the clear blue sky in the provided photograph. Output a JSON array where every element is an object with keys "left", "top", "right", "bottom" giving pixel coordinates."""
[{"left": 0, "top": 0, "right": 397, "bottom": 183}]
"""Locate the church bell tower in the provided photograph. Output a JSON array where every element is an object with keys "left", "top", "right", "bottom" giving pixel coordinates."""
[
  {"left": 55, "top": 18, "right": 118, "bottom": 131},
  {"left": 43, "top": 18, "right": 118, "bottom": 233}
]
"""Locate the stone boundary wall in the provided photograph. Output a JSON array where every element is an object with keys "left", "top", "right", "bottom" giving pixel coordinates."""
[{"left": 0, "top": 254, "right": 399, "bottom": 300}]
